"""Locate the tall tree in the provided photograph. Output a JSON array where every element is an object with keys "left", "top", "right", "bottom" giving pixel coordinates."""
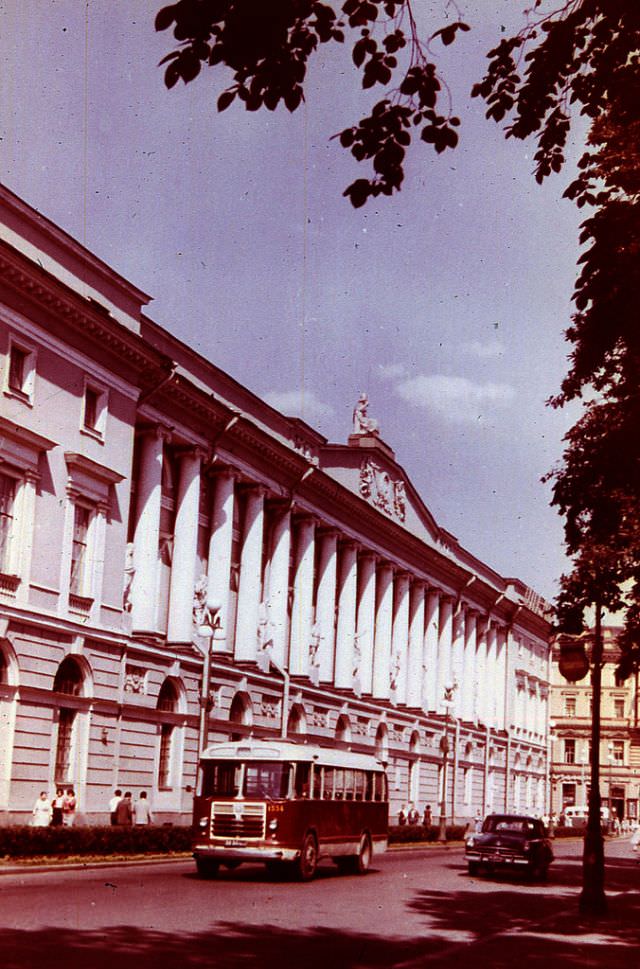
[{"left": 156, "top": 2, "right": 640, "bottom": 656}]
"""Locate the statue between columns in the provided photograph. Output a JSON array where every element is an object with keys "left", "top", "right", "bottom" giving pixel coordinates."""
[
  {"left": 257, "top": 600, "right": 275, "bottom": 659},
  {"left": 309, "top": 622, "right": 322, "bottom": 686},
  {"left": 122, "top": 543, "right": 135, "bottom": 613}
]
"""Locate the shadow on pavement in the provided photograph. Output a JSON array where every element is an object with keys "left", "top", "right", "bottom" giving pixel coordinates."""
[{"left": 3, "top": 855, "right": 639, "bottom": 968}]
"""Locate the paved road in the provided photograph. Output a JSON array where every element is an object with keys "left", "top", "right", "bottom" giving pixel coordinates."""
[{"left": 1, "top": 838, "right": 639, "bottom": 967}]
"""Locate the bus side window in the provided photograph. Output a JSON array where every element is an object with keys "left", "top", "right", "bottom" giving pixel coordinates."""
[
  {"left": 295, "top": 763, "right": 311, "bottom": 799},
  {"left": 344, "top": 768, "right": 354, "bottom": 801},
  {"left": 365, "top": 771, "right": 374, "bottom": 801},
  {"left": 334, "top": 768, "right": 345, "bottom": 799},
  {"left": 354, "top": 770, "right": 365, "bottom": 801},
  {"left": 324, "top": 767, "right": 335, "bottom": 799},
  {"left": 313, "top": 765, "right": 322, "bottom": 800}
]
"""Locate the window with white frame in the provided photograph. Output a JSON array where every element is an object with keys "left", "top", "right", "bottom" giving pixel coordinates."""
[
  {"left": 157, "top": 678, "right": 179, "bottom": 790},
  {"left": 4, "top": 338, "right": 36, "bottom": 403},
  {"left": 613, "top": 697, "right": 625, "bottom": 719},
  {"left": 564, "top": 694, "right": 577, "bottom": 717},
  {"left": 610, "top": 740, "right": 624, "bottom": 765},
  {"left": 69, "top": 502, "right": 94, "bottom": 597},
  {"left": 81, "top": 380, "right": 107, "bottom": 440},
  {"left": 0, "top": 471, "right": 17, "bottom": 574},
  {"left": 463, "top": 767, "right": 473, "bottom": 806},
  {"left": 564, "top": 738, "right": 576, "bottom": 764}
]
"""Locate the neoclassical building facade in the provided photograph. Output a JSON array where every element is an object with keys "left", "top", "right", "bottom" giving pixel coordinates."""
[{"left": 0, "top": 185, "right": 551, "bottom": 824}]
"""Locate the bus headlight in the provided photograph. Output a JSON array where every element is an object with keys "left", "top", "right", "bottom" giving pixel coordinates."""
[
  {"left": 198, "top": 816, "right": 209, "bottom": 829},
  {"left": 268, "top": 819, "right": 279, "bottom": 834}
]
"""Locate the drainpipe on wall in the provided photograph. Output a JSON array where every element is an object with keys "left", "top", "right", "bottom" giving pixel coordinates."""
[{"left": 266, "top": 654, "right": 290, "bottom": 740}]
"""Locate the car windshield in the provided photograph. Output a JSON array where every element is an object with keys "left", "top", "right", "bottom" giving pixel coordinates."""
[{"left": 482, "top": 816, "right": 540, "bottom": 836}]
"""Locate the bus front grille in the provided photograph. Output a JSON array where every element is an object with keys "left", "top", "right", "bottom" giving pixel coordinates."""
[{"left": 211, "top": 801, "right": 266, "bottom": 840}]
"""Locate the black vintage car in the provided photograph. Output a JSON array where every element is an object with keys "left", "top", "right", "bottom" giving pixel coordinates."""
[{"left": 464, "top": 814, "right": 554, "bottom": 879}]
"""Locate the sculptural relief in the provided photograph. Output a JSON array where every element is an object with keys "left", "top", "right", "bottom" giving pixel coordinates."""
[{"left": 360, "top": 457, "right": 406, "bottom": 522}]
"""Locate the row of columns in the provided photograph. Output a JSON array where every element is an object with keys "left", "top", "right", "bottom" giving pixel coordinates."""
[{"left": 129, "top": 428, "right": 544, "bottom": 725}]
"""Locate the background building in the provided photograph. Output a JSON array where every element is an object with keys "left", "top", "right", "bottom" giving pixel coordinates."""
[
  {"left": 0, "top": 185, "right": 551, "bottom": 825},
  {"left": 549, "top": 628, "right": 640, "bottom": 823}
]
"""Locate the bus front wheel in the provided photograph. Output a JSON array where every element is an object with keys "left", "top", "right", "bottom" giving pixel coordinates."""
[
  {"left": 195, "top": 857, "right": 220, "bottom": 879},
  {"left": 297, "top": 833, "right": 318, "bottom": 881}
]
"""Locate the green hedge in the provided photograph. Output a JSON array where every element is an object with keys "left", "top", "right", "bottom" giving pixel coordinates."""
[
  {"left": 0, "top": 825, "right": 193, "bottom": 859},
  {"left": 388, "top": 824, "right": 467, "bottom": 843}
]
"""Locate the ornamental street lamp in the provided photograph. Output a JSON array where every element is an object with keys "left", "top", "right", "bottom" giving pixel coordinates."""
[
  {"left": 438, "top": 683, "right": 458, "bottom": 843},
  {"left": 197, "top": 600, "right": 224, "bottom": 757}
]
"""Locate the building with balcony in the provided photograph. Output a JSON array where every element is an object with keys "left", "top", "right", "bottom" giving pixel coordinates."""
[
  {"left": 549, "top": 627, "right": 640, "bottom": 823},
  {"left": 0, "top": 185, "right": 552, "bottom": 825}
]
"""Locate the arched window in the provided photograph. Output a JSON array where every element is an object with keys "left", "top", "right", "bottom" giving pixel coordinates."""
[
  {"left": 53, "top": 656, "right": 85, "bottom": 786},
  {"left": 0, "top": 649, "right": 6, "bottom": 685},
  {"left": 157, "top": 678, "right": 179, "bottom": 790},
  {"left": 375, "top": 722, "right": 389, "bottom": 762},
  {"left": 229, "top": 691, "right": 253, "bottom": 741},
  {"left": 335, "top": 713, "right": 351, "bottom": 745},
  {"left": 287, "top": 703, "right": 307, "bottom": 737}
]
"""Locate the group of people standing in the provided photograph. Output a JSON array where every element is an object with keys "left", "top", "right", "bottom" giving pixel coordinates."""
[
  {"left": 108, "top": 789, "right": 153, "bottom": 826},
  {"left": 31, "top": 788, "right": 76, "bottom": 827},
  {"left": 398, "top": 803, "right": 432, "bottom": 827}
]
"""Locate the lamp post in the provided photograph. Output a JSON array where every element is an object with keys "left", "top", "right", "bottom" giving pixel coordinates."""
[
  {"left": 607, "top": 743, "right": 614, "bottom": 832},
  {"left": 547, "top": 721, "right": 556, "bottom": 837},
  {"left": 197, "top": 600, "right": 224, "bottom": 757},
  {"left": 438, "top": 683, "right": 457, "bottom": 843},
  {"left": 580, "top": 750, "right": 589, "bottom": 807},
  {"left": 579, "top": 598, "right": 606, "bottom": 916}
]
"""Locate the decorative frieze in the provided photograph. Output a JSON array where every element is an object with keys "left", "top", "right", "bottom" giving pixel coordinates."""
[
  {"left": 359, "top": 457, "right": 406, "bottom": 522},
  {"left": 124, "top": 665, "right": 147, "bottom": 694}
]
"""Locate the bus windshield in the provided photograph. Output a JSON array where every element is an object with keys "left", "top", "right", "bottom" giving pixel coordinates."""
[{"left": 200, "top": 760, "right": 292, "bottom": 799}]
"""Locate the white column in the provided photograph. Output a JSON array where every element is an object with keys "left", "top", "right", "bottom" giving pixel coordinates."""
[
  {"left": 475, "top": 618, "right": 488, "bottom": 726},
  {"left": 423, "top": 590, "right": 440, "bottom": 711},
  {"left": 90, "top": 500, "right": 108, "bottom": 624},
  {"left": 437, "top": 597, "right": 453, "bottom": 713},
  {"left": 485, "top": 622, "right": 498, "bottom": 728},
  {"left": 15, "top": 470, "right": 37, "bottom": 605},
  {"left": 289, "top": 517, "right": 316, "bottom": 676},
  {"left": 450, "top": 606, "right": 465, "bottom": 718},
  {"left": 132, "top": 427, "right": 166, "bottom": 633},
  {"left": 462, "top": 611, "right": 477, "bottom": 722},
  {"left": 267, "top": 502, "right": 291, "bottom": 668},
  {"left": 334, "top": 541, "right": 358, "bottom": 690},
  {"left": 167, "top": 448, "right": 203, "bottom": 643},
  {"left": 496, "top": 627, "right": 507, "bottom": 731},
  {"left": 234, "top": 486, "right": 265, "bottom": 663},
  {"left": 406, "top": 583, "right": 425, "bottom": 708},
  {"left": 207, "top": 470, "right": 235, "bottom": 653},
  {"left": 316, "top": 530, "right": 338, "bottom": 683},
  {"left": 372, "top": 563, "right": 394, "bottom": 700},
  {"left": 391, "top": 573, "right": 410, "bottom": 705},
  {"left": 356, "top": 552, "right": 377, "bottom": 696}
]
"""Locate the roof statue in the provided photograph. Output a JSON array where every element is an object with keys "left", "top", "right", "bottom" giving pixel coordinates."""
[{"left": 352, "top": 392, "right": 379, "bottom": 436}]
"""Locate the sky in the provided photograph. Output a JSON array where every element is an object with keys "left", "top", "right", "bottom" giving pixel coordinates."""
[{"left": 0, "top": 1, "right": 588, "bottom": 602}]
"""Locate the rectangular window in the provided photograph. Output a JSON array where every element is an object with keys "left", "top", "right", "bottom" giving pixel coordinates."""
[
  {"left": 158, "top": 723, "right": 174, "bottom": 789},
  {"left": 5, "top": 340, "right": 35, "bottom": 402},
  {"left": 81, "top": 382, "right": 107, "bottom": 438},
  {"left": 611, "top": 741, "right": 624, "bottom": 764},
  {"left": 54, "top": 708, "right": 76, "bottom": 785},
  {"left": 564, "top": 695, "right": 577, "bottom": 717},
  {"left": 70, "top": 504, "right": 91, "bottom": 596},
  {"left": 0, "top": 472, "right": 16, "bottom": 572},
  {"left": 8, "top": 345, "right": 27, "bottom": 392},
  {"left": 564, "top": 739, "right": 576, "bottom": 764},
  {"left": 614, "top": 697, "right": 625, "bottom": 719}
]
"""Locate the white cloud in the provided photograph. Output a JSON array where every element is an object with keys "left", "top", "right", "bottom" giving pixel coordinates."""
[
  {"left": 462, "top": 339, "right": 505, "bottom": 359},
  {"left": 263, "top": 388, "right": 334, "bottom": 423},
  {"left": 395, "top": 373, "right": 516, "bottom": 424},
  {"left": 378, "top": 362, "right": 407, "bottom": 380}
]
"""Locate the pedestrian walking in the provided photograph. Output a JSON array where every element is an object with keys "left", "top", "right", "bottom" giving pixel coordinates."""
[
  {"left": 397, "top": 805, "right": 407, "bottom": 826},
  {"left": 115, "top": 791, "right": 133, "bottom": 826},
  {"left": 32, "top": 791, "right": 53, "bottom": 827},
  {"left": 109, "top": 789, "right": 122, "bottom": 825},
  {"left": 62, "top": 788, "right": 77, "bottom": 826},
  {"left": 133, "top": 791, "right": 153, "bottom": 826},
  {"left": 51, "top": 788, "right": 65, "bottom": 827},
  {"left": 423, "top": 804, "right": 432, "bottom": 828},
  {"left": 407, "top": 803, "right": 420, "bottom": 825}
]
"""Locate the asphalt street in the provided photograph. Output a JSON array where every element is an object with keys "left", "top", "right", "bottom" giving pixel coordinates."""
[{"left": 1, "top": 837, "right": 638, "bottom": 968}]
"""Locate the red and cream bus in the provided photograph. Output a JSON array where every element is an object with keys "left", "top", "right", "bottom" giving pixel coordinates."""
[{"left": 192, "top": 739, "right": 388, "bottom": 880}]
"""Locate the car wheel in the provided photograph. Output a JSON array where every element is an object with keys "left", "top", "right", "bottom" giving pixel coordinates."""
[
  {"left": 296, "top": 833, "right": 318, "bottom": 881},
  {"left": 195, "top": 857, "right": 220, "bottom": 879}
]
